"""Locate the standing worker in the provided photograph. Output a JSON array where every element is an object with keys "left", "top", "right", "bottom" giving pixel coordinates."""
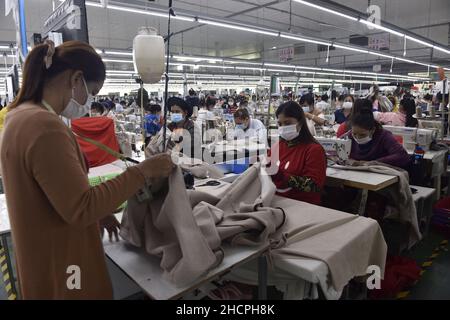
[{"left": 0, "top": 40, "right": 174, "bottom": 299}]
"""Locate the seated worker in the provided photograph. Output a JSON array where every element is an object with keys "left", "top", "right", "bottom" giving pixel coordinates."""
[
  {"left": 374, "top": 97, "right": 418, "bottom": 127},
  {"left": 144, "top": 104, "right": 162, "bottom": 146},
  {"left": 230, "top": 108, "right": 267, "bottom": 145},
  {"left": 300, "top": 93, "right": 326, "bottom": 135},
  {"left": 90, "top": 102, "right": 105, "bottom": 117},
  {"left": 334, "top": 94, "right": 354, "bottom": 124},
  {"left": 227, "top": 97, "right": 239, "bottom": 114},
  {"left": 349, "top": 99, "right": 411, "bottom": 169},
  {"left": 268, "top": 101, "right": 326, "bottom": 205},
  {"left": 167, "top": 97, "right": 202, "bottom": 159},
  {"left": 315, "top": 93, "right": 330, "bottom": 113}
]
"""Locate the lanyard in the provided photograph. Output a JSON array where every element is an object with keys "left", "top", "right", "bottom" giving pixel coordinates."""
[{"left": 41, "top": 100, "right": 139, "bottom": 166}]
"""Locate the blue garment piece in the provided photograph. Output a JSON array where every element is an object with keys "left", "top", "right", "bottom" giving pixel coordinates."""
[{"left": 144, "top": 114, "right": 161, "bottom": 136}]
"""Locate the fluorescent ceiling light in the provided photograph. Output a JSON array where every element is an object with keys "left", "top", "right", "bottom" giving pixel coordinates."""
[
  {"left": 102, "top": 58, "right": 134, "bottom": 64},
  {"left": 0, "top": 45, "right": 10, "bottom": 50},
  {"left": 198, "top": 19, "right": 278, "bottom": 36},
  {"left": 359, "top": 20, "right": 405, "bottom": 37},
  {"left": 264, "top": 63, "right": 295, "bottom": 68},
  {"left": 369, "top": 52, "right": 394, "bottom": 59},
  {"left": 104, "top": 50, "right": 133, "bottom": 56},
  {"left": 97, "top": 3, "right": 195, "bottom": 22},
  {"left": 293, "top": 0, "right": 357, "bottom": 21},
  {"left": 280, "top": 34, "right": 330, "bottom": 46},
  {"left": 433, "top": 46, "right": 450, "bottom": 55},
  {"left": 172, "top": 55, "right": 223, "bottom": 63},
  {"left": 333, "top": 44, "right": 368, "bottom": 53},
  {"left": 405, "top": 35, "right": 433, "bottom": 48}
]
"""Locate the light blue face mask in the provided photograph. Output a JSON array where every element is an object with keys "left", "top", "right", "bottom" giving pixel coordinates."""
[
  {"left": 171, "top": 113, "right": 183, "bottom": 123},
  {"left": 235, "top": 124, "right": 245, "bottom": 130},
  {"left": 302, "top": 106, "right": 310, "bottom": 113}
]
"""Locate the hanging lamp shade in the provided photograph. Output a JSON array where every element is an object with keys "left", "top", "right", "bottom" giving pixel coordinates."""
[{"left": 133, "top": 27, "right": 165, "bottom": 84}]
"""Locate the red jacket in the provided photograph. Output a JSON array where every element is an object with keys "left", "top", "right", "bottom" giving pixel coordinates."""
[{"left": 269, "top": 139, "right": 326, "bottom": 205}]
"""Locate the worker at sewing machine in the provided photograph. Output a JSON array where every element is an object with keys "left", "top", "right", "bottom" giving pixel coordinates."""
[
  {"left": 90, "top": 102, "right": 105, "bottom": 117},
  {"left": 334, "top": 94, "right": 354, "bottom": 124},
  {"left": 267, "top": 101, "right": 326, "bottom": 205},
  {"left": 166, "top": 97, "right": 202, "bottom": 159},
  {"left": 348, "top": 99, "right": 411, "bottom": 169},
  {"left": 228, "top": 108, "right": 267, "bottom": 145},
  {"left": 374, "top": 97, "right": 418, "bottom": 128},
  {"left": 300, "top": 93, "right": 326, "bottom": 135}
]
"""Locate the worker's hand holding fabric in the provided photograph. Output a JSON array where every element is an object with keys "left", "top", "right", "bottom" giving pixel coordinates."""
[
  {"left": 99, "top": 214, "right": 120, "bottom": 242},
  {"left": 136, "top": 153, "right": 175, "bottom": 178}
]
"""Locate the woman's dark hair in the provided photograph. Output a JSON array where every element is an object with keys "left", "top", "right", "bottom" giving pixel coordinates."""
[
  {"left": 149, "top": 104, "right": 162, "bottom": 114},
  {"left": 206, "top": 96, "right": 217, "bottom": 108},
  {"left": 343, "top": 94, "right": 355, "bottom": 103},
  {"left": 276, "top": 101, "right": 318, "bottom": 145},
  {"left": 400, "top": 98, "right": 418, "bottom": 127},
  {"left": 338, "top": 94, "right": 345, "bottom": 103},
  {"left": 91, "top": 102, "right": 104, "bottom": 114},
  {"left": 299, "top": 93, "right": 314, "bottom": 106},
  {"left": 346, "top": 99, "right": 381, "bottom": 130},
  {"left": 350, "top": 99, "right": 382, "bottom": 131},
  {"left": 9, "top": 41, "right": 105, "bottom": 110},
  {"left": 233, "top": 108, "right": 250, "bottom": 120},
  {"left": 168, "top": 97, "right": 192, "bottom": 117}
]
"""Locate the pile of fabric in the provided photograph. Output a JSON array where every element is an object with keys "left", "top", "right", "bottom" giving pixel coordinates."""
[{"left": 120, "top": 163, "right": 285, "bottom": 286}]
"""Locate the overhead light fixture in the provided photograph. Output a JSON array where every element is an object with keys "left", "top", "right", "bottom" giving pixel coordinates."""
[
  {"left": 405, "top": 35, "right": 433, "bottom": 48},
  {"left": 280, "top": 34, "right": 330, "bottom": 46},
  {"left": 264, "top": 63, "right": 295, "bottom": 68},
  {"left": 433, "top": 46, "right": 450, "bottom": 55},
  {"left": 91, "top": 3, "right": 195, "bottom": 22},
  {"left": 198, "top": 19, "right": 278, "bottom": 36},
  {"left": 104, "top": 50, "right": 133, "bottom": 56},
  {"left": 359, "top": 20, "right": 405, "bottom": 38},
  {"left": 333, "top": 44, "right": 368, "bottom": 53},
  {"left": 102, "top": 58, "right": 134, "bottom": 64},
  {"left": 369, "top": 52, "right": 394, "bottom": 59},
  {"left": 292, "top": 0, "right": 358, "bottom": 21}
]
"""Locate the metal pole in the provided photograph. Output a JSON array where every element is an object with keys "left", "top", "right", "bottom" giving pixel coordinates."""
[{"left": 162, "top": 0, "right": 173, "bottom": 151}]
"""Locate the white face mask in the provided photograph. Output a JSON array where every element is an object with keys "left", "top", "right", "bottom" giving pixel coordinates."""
[
  {"left": 278, "top": 124, "right": 299, "bottom": 141},
  {"left": 61, "top": 77, "right": 93, "bottom": 119},
  {"left": 343, "top": 102, "right": 353, "bottom": 109},
  {"left": 354, "top": 135, "right": 372, "bottom": 145},
  {"left": 302, "top": 106, "right": 310, "bottom": 113}
]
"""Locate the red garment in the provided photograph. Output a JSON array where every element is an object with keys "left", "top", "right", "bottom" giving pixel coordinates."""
[
  {"left": 369, "top": 255, "right": 420, "bottom": 299},
  {"left": 71, "top": 117, "right": 120, "bottom": 168},
  {"left": 268, "top": 140, "right": 326, "bottom": 205},
  {"left": 336, "top": 122, "right": 348, "bottom": 138}
]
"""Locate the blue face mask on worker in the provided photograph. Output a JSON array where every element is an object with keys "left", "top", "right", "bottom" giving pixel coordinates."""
[
  {"left": 302, "top": 106, "right": 310, "bottom": 113},
  {"left": 171, "top": 113, "right": 183, "bottom": 123}
]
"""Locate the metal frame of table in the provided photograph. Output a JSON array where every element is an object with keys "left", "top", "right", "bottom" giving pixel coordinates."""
[
  {"left": 326, "top": 167, "right": 399, "bottom": 215},
  {"left": 104, "top": 241, "right": 269, "bottom": 300}
]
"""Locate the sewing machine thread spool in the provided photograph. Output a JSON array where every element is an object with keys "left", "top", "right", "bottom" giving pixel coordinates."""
[
  {"left": 415, "top": 106, "right": 422, "bottom": 118},
  {"left": 429, "top": 105, "right": 436, "bottom": 118}
]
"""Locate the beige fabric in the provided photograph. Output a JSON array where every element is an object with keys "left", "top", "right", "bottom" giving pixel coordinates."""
[
  {"left": 270, "top": 196, "right": 387, "bottom": 292},
  {"left": 332, "top": 162, "right": 421, "bottom": 248},
  {"left": 120, "top": 163, "right": 285, "bottom": 286}
]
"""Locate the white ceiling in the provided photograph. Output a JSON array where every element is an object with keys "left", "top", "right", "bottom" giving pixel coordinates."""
[{"left": 1, "top": 0, "right": 449, "bottom": 75}]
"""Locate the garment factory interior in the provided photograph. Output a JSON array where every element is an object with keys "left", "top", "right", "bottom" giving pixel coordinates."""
[{"left": 0, "top": 0, "right": 450, "bottom": 301}]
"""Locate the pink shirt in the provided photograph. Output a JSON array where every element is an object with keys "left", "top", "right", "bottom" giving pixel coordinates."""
[{"left": 374, "top": 112, "right": 406, "bottom": 127}]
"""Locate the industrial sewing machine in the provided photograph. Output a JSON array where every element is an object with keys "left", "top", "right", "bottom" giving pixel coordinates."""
[
  {"left": 383, "top": 125, "right": 437, "bottom": 151},
  {"left": 316, "top": 137, "right": 352, "bottom": 164}
]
